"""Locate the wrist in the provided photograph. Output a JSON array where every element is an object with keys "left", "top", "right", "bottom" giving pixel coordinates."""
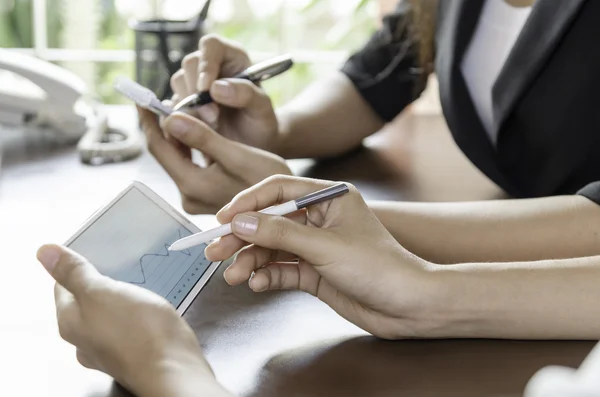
[
  {"left": 131, "top": 349, "right": 229, "bottom": 397},
  {"left": 383, "top": 251, "right": 472, "bottom": 339},
  {"left": 412, "top": 263, "right": 485, "bottom": 339}
]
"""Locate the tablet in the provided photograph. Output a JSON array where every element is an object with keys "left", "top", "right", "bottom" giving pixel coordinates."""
[{"left": 65, "top": 181, "right": 221, "bottom": 315}]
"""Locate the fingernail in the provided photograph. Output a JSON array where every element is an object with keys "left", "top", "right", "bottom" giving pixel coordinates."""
[
  {"left": 223, "top": 267, "right": 233, "bottom": 285},
  {"left": 166, "top": 116, "right": 191, "bottom": 137},
  {"left": 37, "top": 245, "right": 61, "bottom": 273},
  {"left": 212, "top": 81, "right": 234, "bottom": 99},
  {"left": 233, "top": 214, "right": 259, "bottom": 236},
  {"left": 197, "top": 104, "right": 219, "bottom": 124},
  {"left": 249, "top": 273, "right": 268, "bottom": 292}
]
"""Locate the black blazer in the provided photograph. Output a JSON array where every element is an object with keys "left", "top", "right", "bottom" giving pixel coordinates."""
[{"left": 342, "top": 0, "right": 600, "bottom": 199}]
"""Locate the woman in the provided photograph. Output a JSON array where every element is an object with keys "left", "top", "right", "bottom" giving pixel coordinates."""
[
  {"left": 37, "top": 175, "right": 600, "bottom": 396},
  {"left": 143, "top": 0, "right": 600, "bottom": 264},
  {"left": 38, "top": 0, "right": 600, "bottom": 394}
]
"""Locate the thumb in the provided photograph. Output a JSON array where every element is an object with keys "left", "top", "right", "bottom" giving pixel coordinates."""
[
  {"left": 210, "top": 79, "right": 273, "bottom": 114},
  {"left": 163, "top": 112, "right": 229, "bottom": 159},
  {"left": 230, "top": 213, "right": 335, "bottom": 264},
  {"left": 37, "top": 244, "right": 101, "bottom": 297},
  {"left": 163, "top": 112, "right": 268, "bottom": 177}
]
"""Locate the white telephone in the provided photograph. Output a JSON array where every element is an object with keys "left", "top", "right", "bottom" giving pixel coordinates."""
[{"left": 0, "top": 49, "right": 142, "bottom": 164}]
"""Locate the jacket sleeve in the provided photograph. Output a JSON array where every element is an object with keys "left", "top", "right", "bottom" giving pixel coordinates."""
[{"left": 340, "top": 1, "right": 429, "bottom": 122}]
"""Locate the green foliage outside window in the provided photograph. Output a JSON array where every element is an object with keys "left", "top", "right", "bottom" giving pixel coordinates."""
[{"left": 0, "top": 0, "right": 376, "bottom": 105}]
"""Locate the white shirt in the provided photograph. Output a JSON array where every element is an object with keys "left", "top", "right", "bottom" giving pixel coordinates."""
[{"left": 461, "top": 0, "right": 533, "bottom": 144}]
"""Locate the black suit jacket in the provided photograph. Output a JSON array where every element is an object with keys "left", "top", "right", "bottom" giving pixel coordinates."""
[{"left": 342, "top": 0, "right": 600, "bottom": 200}]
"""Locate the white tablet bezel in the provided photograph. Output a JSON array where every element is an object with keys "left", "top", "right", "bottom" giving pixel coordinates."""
[{"left": 64, "top": 180, "right": 221, "bottom": 316}]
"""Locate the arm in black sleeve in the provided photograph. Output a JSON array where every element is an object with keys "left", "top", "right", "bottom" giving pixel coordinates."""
[{"left": 341, "top": 1, "right": 429, "bottom": 122}]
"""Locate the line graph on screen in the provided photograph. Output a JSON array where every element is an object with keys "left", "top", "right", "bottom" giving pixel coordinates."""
[{"left": 129, "top": 229, "right": 192, "bottom": 286}]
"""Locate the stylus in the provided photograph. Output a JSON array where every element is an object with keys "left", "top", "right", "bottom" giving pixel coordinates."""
[
  {"left": 172, "top": 54, "right": 293, "bottom": 111},
  {"left": 168, "top": 183, "right": 350, "bottom": 251}
]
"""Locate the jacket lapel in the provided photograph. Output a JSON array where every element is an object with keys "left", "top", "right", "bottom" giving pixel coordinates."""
[
  {"left": 492, "top": 0, "right": 588, "bottom": 136},
  {"left": 436, "top": 0, "right": 517, "bottom": 193}
]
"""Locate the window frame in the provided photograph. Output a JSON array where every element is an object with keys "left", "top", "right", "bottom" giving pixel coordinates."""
[
  {"left": 5, "top": 0, "right": 441, "bottom": 113},
  {"left": 11, "top": 0, "right": 349, "bottom": 65}
]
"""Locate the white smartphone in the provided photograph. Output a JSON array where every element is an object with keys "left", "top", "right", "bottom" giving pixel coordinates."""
[{"left": 65, "top": 181, "right": 221, "bottom": 315}]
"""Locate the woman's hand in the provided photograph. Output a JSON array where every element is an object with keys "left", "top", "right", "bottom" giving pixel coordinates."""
[
  {"left": 170, "top": 34, "right": 281, "bottom": 153},
  {"left": 36, "top": 245, "right": 231, "bottom": 397},
  {"left": 140, "top": 107, "right": 292, "bottom": 214},
  {"left": 205, "top": 175, "right": 440, "bottom": 339}
]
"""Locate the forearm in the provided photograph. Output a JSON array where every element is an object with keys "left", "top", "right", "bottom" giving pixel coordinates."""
[
  {"left": 426, "top": 255, "right": 600, "bottom": 340},
  {"left": 275, "top": 72, "right": 384, "bottom": 159},
  {"left": 370, "top": 195, "right": 600, "bottom": 264}
]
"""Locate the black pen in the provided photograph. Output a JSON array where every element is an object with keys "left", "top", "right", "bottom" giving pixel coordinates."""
[{"left": 172, "top": 54, "right": 293, "bottom": 111}]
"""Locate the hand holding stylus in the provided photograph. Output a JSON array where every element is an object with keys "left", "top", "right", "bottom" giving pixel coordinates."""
[
  {"left": 204, "top": 175, "right": 436, "bottom": 340},
  {"left": 173, "top": 54, "right": 293, "bottom": 111},
  {"left": 168, "top": 35, "right": 283, "bottom": 153},
  {"left": 139, "top": 109, "right": 292, "bottom": 214},
  {"left": 169, "top": 183, "right": 349, "bottom": 251}
]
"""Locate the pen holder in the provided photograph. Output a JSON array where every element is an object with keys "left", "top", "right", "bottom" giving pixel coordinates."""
[{"left": 130, "top": 0, "right": 211, "bottom": 101}]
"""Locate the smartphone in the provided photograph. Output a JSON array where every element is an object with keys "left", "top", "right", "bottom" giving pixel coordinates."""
[{"left": 65, "top": 181, "right": 221, "bottom": 315}]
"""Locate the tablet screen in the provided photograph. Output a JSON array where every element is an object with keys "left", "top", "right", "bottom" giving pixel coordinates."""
[{"left": 68, "top": 186, "right": 212, "bottom": 308}]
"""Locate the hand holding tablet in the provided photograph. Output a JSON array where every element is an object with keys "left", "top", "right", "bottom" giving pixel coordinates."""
[
  {"left": 54, "top": 175, "right": 431, "bottom": 342},
  {"left": 36, "top": 243, "right": 223, "bottom": 397},
  {"left": 64, "top": 181, "right": 222, "bottom": 315}
]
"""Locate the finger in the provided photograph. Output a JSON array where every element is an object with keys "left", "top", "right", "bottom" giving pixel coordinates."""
[
  {"left": 196, "top": 103, "right": 220, "bottom": 128},
  {"left": 37, "top": 245, "right": 100, "bottom": 297},
  {"left": 162, "top": 95, "right": 196, "bottom": 122},
  {"left": 76, "top": 349, "right": 95, "bottom": 369},
  {"left": 159, "top": 99, "right": 176, "bottom": 135},
  {"left": 53, "top": 282, "right": 82, "bottom": 344},
  {"left": 206, "top": 210, "right": 307, "bottom": 262},
  {"left": 230, "top": 212, "right": 333, "bottom": 264},
  {"left": 54, "top": 282, "right": 76, "bottom": 313},
  {"left": 225, "top": 245, "right": 272, "bottom": 285},
  {"left": 223, "top": 245, "right": 297, "bottom": 286},
  {"left": 181, "top": 51, "right": 201, "bottom": 95},
  {"left": 218, "top": 175, "right": 339, "bottom": 223},
  {"left": 163, "top": 112, "right": 269, "bottom": 177},
  {"left": 139, "top": 107, "right": 205, "bottom": 187},
  {"left": 161, "top": 99, "right": 192, "bottom": 160},
  {"left": 56, "top": 306, "right": 82, "bottom": 344},
  {"left": 210, "top": 79, "right": 272, "bottom": 117},
  {"left": 163, "top": 113, "right": 193, "bottom": 162},
  {"left": 249, "top": 260, "right": 321, "bottom": 294},
  {"left": 198, "top": 34, "right": 250, "bottom": 91},
  {"left": 205, "top": 234, "right": 247, "bottom": 262},
  {"left": 163, "top": 112, "right": 226, "bottom": 157},
  {"left": 170, "top": 69, "right": 189, "bottom": 99}
]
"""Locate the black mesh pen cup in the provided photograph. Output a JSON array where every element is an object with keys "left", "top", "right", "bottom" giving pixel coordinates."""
[{"left": 130, "top": 0, "right": 211, "bottom": 101}]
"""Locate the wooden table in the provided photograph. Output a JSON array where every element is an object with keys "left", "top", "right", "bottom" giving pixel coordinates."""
[{"left": 0, "top": 107, "right": 593, "bottom": 396}]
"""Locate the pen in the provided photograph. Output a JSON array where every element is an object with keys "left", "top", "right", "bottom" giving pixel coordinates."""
[
  {"left": 172, "top": 54, "right": 294, "bottom": 111},
  {"left": 168, "top": 183, "right": 350, "bottom": 251}
]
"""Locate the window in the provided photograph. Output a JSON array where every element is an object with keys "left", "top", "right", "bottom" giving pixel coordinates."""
[{"left": 1, "top": 0, "right": 378, "bottom": 104}]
